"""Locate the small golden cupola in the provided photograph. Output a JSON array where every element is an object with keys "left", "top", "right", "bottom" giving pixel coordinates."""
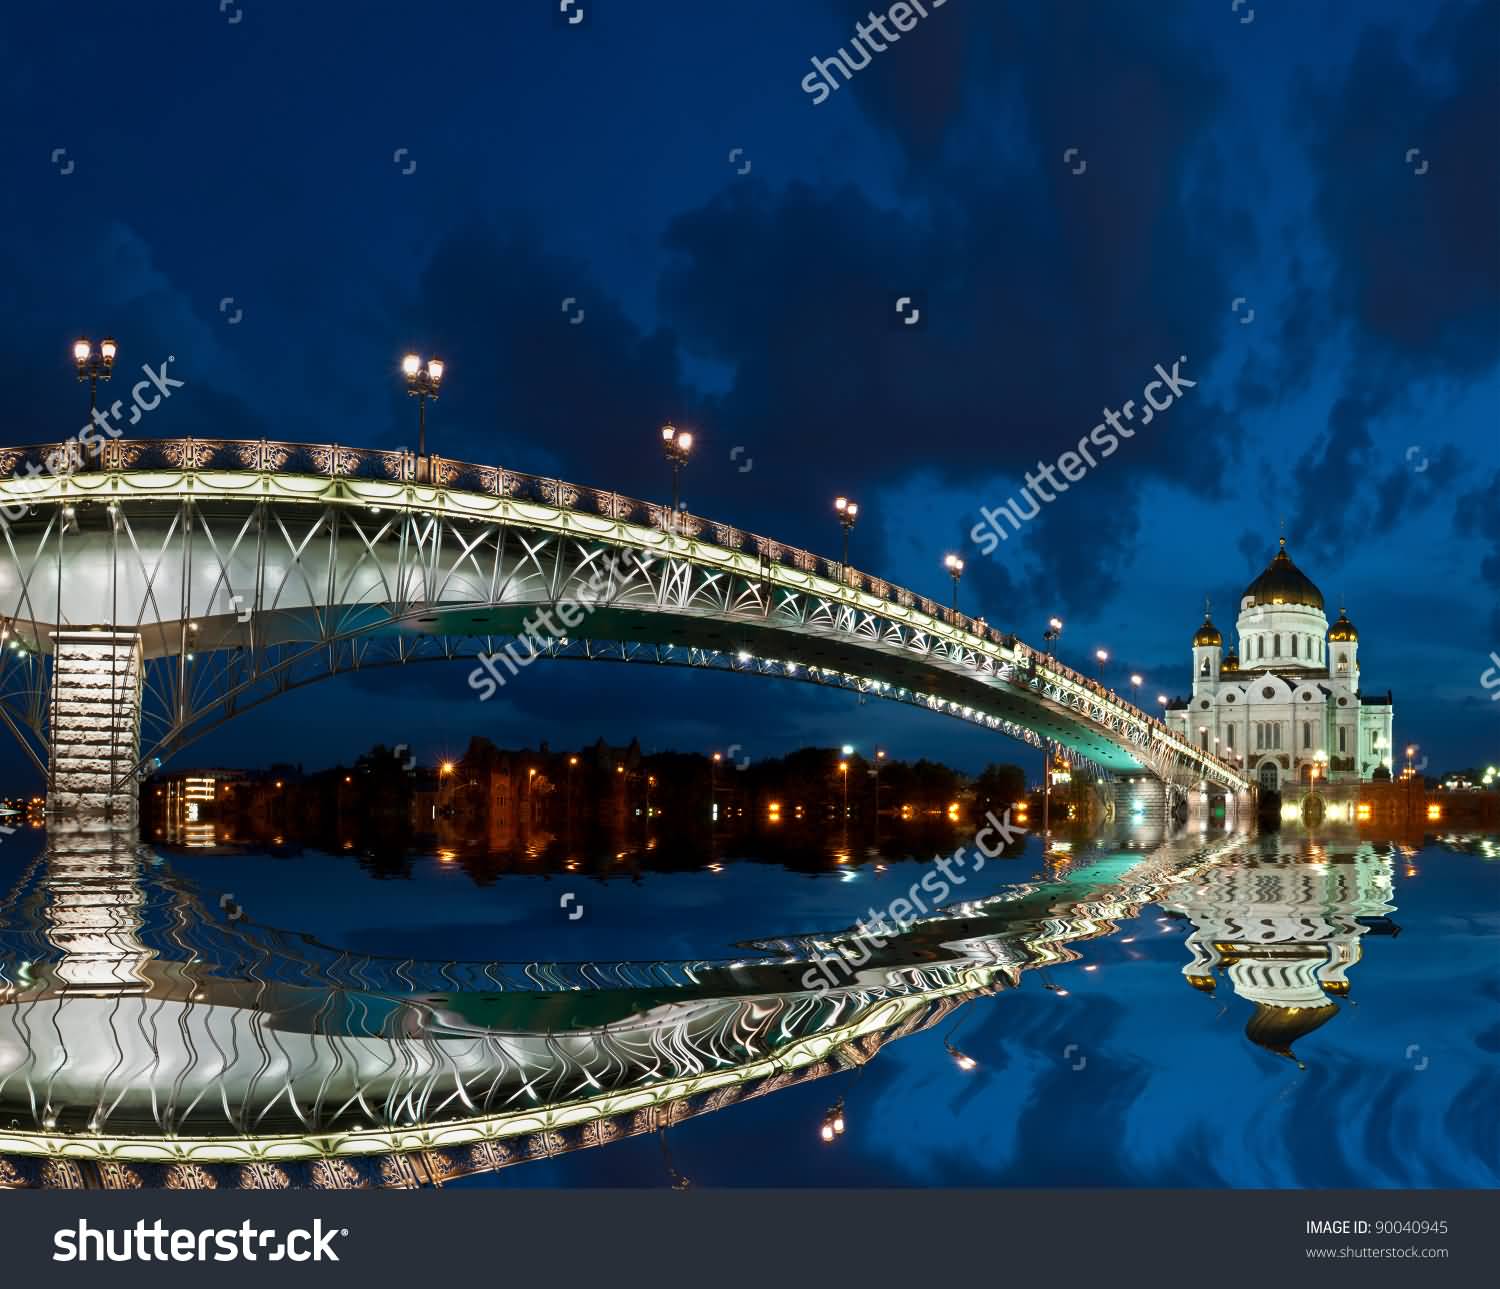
[
  {"left": 1328, "top": 606, "right": 1358, "bottom": 643},
  {"left": 1192, "top": 612, "right": 1222, "bottom": 648}
]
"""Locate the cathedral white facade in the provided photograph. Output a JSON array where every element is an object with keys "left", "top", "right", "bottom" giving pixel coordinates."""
[{"left": 1166, "top": 539, "right": 1394, "bottom": 791}]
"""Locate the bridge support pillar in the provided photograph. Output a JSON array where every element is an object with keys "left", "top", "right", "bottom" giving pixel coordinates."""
[
  {"left": 47, "top": 630, "right": 143, "bottom": 819},
  {"left": 1107, "top": 775, "right": 1169, "bottom": 826}
]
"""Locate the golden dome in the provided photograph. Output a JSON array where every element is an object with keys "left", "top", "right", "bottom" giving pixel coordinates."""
[
  {"left": 1186, "top": 974, "right": 1217, "bottom": 994},
  {"left": 1244, "top": 1001, "right": 1340, "bottom": 1067},
  {"left": 1328, "top": 607, "right": 1358, "bottom": 642},
  {"left": 1192, "top": 614, "right": 1222, "bottom": 647},
  {"left": 1221, "top": 648, "right": 1239, "bottom": 672},
  {"left": 1244, "top": 538, "right": 1324, "bottom": 611}
]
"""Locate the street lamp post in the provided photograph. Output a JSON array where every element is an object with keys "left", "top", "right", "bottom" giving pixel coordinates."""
[
  {"left": 73, "top": 336, "right": 118, "bottom": 416},
  {"left": 874, "top": 748, "right": 885, "bottom": 840},
  {"left": 1095, "top": 648, "right": 1109, "bottom": 684},
  {"left": 72, "top": 336, "right": 117, "bottom": 469},
  {"left": 944, "top": 554, "right": 964, "bottom": 613},
  {"left": 1130, "top": 673, "right": 1143, "bottom": 706},
  {"left": 838, "top": 759, "right": 849, "bottom": 822},
  {"left": 834, "top": 497, "right": 859, "bottom": 577},
  {"left": 1405, "top": 744, "right": 1416, "bottom": 819},
  {"left": 401, "top": 353, "right": 445, "bottom": 478},
  {"left": 1042, "top": 617, "right": 1063, "bottom": 656},
  {"left": 661, "top": 423, "right": 694, "bottom": 533}
]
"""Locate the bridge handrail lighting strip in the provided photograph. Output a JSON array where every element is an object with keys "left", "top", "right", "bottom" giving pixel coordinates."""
[{"left": 0, "top": 437, "right": 1244, "bottom": 788}]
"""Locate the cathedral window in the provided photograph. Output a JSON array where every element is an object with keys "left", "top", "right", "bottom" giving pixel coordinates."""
[
  {"left": 1338, "top": 727, "right": 1347, "bottom": 753},
  {"left": 1291, "top": 635, "right": 1298, "bottom": 658},
  {"left": 1274, "top": 633, "right": 1281, "bottom": 655},
  {"left": 1227, "top": 725, "right": 1235, "bottom": 749},
  {"left": 1303, "top": 721, "right": 1312, "bottom": 748}
]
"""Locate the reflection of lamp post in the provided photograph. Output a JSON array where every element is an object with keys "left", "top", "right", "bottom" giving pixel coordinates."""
[
  {"left": 567, "top": 755, "right": 578, "bottom": 840},
  {"left": 1405, "top": 744, "right": 1416, "bottom": 818},
  {"left": 834, "top": 496, "right": 859, "bottom": 574},
  {"left": 944, "top": 554, "right": 964, "bottom": 612},
  {"left": 819, "top": 1097, "right": 846, "bottom": 1143},
  {"left": 1042, "top": 740, "right": 1050, "bottom": 837},
  {"left": 710, "top": 751, "right": 721, "bottom": 827},
  {"left": 838, "top": 759, "right": 849, "bottom": 820},
  {"left": 873, "top": 748, "right": 885, "bottom": 838},
  {"left": 661, "top": 423, "right": 694, "bottom": 532},
  {"left": 945, "top": 1040, "right": 978, "bottom": 1071}
]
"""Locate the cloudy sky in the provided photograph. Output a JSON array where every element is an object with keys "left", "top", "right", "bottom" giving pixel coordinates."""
[{"left": 0, "top": 0, "right": 1495, "bottom": 780}]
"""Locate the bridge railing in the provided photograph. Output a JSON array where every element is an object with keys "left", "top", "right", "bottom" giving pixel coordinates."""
[{"left": 0, "top": 436, "right": 1244, "bottom": 785}]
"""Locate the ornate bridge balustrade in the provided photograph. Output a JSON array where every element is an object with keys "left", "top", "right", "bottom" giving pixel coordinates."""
[{"left": 0, "top": 438, "right": 1250, "bottom": 808}]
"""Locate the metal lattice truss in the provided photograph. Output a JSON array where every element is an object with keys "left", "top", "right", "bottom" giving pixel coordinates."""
[{"left": 0, "top": 443, "right": 1249, "bottom": 792}]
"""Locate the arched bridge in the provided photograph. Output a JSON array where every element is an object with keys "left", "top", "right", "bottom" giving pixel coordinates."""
[{"left": 0, "top": 438, "right": 1249, "bottom": 813}]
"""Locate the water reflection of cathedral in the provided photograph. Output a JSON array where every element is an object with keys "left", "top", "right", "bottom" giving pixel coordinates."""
[
  {"left": 1160, "top": 843, "right": 1398, "bottom": 1066},
  {"left": 2, "top": 828, "right": 1411, "bottom": 1188}
]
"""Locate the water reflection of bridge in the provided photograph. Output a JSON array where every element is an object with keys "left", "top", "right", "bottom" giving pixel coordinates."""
[{"left": 0, "top": 825, "right": 1395, "bottom": 1189}]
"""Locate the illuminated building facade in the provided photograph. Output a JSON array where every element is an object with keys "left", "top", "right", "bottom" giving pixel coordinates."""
[{"left": 1167, "top": 539, "right": 1394, "bottom": 790}]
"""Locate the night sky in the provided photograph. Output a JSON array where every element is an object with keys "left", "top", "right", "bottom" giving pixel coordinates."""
[{"left": 1, "top": 1, "right": 1496, "bottom": 784}]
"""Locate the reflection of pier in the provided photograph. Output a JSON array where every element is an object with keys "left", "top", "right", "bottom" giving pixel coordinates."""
[{"left": 0, "top": 829, "right": 1387, "bottom": 1188}]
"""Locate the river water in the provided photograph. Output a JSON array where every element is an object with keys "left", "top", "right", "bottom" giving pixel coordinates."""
[{"left": 0, "top": 823, "right": 1495, "bottom": 1188}]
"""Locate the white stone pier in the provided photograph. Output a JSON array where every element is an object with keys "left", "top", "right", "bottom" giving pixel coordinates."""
[{"left": 47, "top": 630, "right": 143, "bottom": 819}]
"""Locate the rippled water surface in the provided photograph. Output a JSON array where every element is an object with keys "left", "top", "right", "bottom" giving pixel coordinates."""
[{"left": 1, "top": 826, "right": 1495, "bottom": 1188}]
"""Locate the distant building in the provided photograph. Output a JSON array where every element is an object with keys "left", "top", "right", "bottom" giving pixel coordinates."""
[{"left": 1166, "top": 539, "right": 1394, "bottom": 789}]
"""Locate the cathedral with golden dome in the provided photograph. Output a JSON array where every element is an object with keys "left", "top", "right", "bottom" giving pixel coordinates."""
[{"left": 1165, "top": 539, "right": 1394, "bottom": 791}]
